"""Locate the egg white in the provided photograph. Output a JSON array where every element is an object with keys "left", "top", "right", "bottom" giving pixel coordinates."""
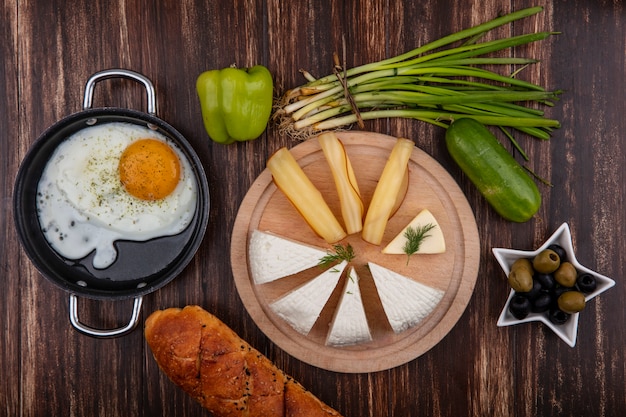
[{"left": 36, "top": 122, "right": 198, "bottom": 269}]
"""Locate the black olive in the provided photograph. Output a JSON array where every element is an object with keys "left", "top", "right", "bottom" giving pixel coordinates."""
[
  {"left": 548, "top": 308, "right": 570, "bottom": 325},
  {"left": 509, "top": 295, "right": 531, "bottom": 320},
  {"left": 547, "top": 244, "right": 567, "bottom": 262},
  {"left": 577, "top": 273, "right": 597, "bottom": 293},
  {"left": 552, "top": 286, "right": 571, "bottom": 299},
  {"left": 531, "top": 292, "right": 553, "bottom": 313},
  {"left": 519, "top": 279, "right": 542, "bottom": 301},
  {"left": 535, "top": 273, "right": 556, "bottom": 291}
]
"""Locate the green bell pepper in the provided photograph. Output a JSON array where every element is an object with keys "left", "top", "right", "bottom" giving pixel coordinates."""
[{"left": 196, "top": 65, "right": 274, "bottom": 145}]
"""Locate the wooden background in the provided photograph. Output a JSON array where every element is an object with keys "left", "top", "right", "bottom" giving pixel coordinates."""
[{"left": 1, "top": 0, "right": 625, "bottom": 416}]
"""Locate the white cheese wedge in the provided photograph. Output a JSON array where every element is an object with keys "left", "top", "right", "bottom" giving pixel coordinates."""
[
  {"left": 248, "top": 230, "right": 328, "bottom": 284},
  {"left": 369, "top": 262, "right": 444, "bottom": 333},
  {"left": 270, "top": 260, "right": 348, "bottom": 335},
  {"left": 382, "top": 209, "right": 446, "bottom": 254},
  {"left": 326, "top": 267, "right": 372, "bottom": 347}
]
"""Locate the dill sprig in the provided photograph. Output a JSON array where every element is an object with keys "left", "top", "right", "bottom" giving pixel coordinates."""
[
  {"left": 403, "top": 223, "right": 436, "bottom": 264},
  {"left": 318, "top": 243, "right": 355, "bottom": 268}
]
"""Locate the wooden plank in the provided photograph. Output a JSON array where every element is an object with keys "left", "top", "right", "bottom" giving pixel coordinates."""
[
  {"left": 1, "top": 0, "right": 21, "bottom": 415},
  {"left": 2, "top": 0, "right": 625, "bottom": 415}
]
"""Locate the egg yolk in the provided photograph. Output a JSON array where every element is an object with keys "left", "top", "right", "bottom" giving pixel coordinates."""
[{"left": 119, "top": 139, "right": 181, "bottom": 201}]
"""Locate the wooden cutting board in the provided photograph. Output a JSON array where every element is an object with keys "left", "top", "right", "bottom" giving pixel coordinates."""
[{"left": 231, "top": 131, "right": 480, "bottom": 373}]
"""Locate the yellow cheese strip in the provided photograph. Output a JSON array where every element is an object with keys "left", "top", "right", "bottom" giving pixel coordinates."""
[
  {"left": 318, "top": 132, "right": 364, "bottom": 234},
  {"left": 390, "top": 166, "right": 409, "bottom": 217},
  {"left": 362, "top": 138, "right": 414, "bottom": 245},
  {"left": 267, "top": 147, "right": 347, "bottom": 243}
]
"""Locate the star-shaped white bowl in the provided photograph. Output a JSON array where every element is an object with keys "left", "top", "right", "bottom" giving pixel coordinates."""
[{"left": 492, "top": 223, "right": 615, "bottom": 347}]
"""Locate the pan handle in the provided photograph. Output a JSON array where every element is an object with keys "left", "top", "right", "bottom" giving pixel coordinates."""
[
  {"left": 69, "top": 294, "right": 143, "bottom": 338},
  {"left": 82, "top": 68, "right": 157, "bottom": 115}
]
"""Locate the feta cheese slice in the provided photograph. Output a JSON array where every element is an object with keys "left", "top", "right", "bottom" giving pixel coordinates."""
[
  {"left": 382, "top": 209, "right": 446, "bottom": 254},
  {"left": 326, "top": 267, "right": 372, "bottom": 347},
  {"left": 248, "top": 230, "right": 328, "bottom": 284},
  {"left": 270, "top": 260, "right": 348, "bottom": 335},
  {"left": 369, "top": 262, "right": 444, "bottom": 333}
]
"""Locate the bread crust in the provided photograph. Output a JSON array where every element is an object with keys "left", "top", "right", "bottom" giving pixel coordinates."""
[{"left": 145, "top": 305, "right": 343, "bottom": 417}]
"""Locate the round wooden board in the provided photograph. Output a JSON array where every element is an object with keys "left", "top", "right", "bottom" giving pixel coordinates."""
[{"left": 231, "top": 131, "right": 480, "bottom": 373}]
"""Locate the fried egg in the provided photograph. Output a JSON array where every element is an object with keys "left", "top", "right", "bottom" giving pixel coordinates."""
[{"left": 36, "top": 122, "right": 198, "bottom": 269}]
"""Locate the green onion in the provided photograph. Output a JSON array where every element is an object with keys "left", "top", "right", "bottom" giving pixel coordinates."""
[{"left": 275, "top": 6, "right": 561, "bottom": 142}]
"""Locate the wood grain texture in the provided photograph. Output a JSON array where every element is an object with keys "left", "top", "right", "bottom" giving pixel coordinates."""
[
  {"left": 1, "top": 2, "right": 20, "bottom": 416},
  {"left": 2, "top": 0, "right": 625, "bottom": 416}
]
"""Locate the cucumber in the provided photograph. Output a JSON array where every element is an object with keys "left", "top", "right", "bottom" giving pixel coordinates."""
[{"left": 445, "top": 118, "right": 541, "bottom": 222}]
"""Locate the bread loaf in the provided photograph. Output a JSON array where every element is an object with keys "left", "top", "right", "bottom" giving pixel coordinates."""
[{"left": 145, "top": 305, "right": 343, "bottom": 417}]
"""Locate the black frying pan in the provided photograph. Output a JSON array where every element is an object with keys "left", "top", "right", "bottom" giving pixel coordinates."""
[{"left": 13, "top": 69, "right": 210, "bottom": 337}]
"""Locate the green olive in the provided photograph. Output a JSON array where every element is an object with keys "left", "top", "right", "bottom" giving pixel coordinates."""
[
  {"left": 511, "top": 258, "right": 533, "bottom": 274},
  {"left": 533, "top": 249, "right": 560, "bottom": 274},
  {"left": 554, "top": 261, "right": 577, "bottom": 287},
  {"left": 557, "top": 291, "right": 586, "bottom": 314},
  {"left": 508, "top": 267, "right": 534, "bottom": 292}
]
